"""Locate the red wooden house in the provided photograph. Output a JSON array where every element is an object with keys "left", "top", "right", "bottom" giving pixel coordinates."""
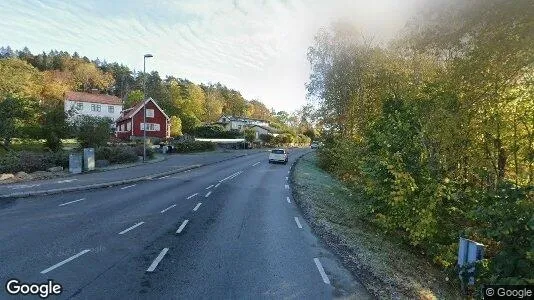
[{"left": 115, "top": 98, "right": 170, "bottom": 140}]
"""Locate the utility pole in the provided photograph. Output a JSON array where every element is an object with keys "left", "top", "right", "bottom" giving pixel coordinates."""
[{"left": 142, "top": 53, "right": 153, "bottom": 162}]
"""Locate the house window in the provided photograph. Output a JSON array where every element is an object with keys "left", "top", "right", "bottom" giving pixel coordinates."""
[
  {"left": 76, "top": 103, "right": 83, "bottom": 110},
  {"left": 96, "top": 105, "right": 101, "bottom": 112},
  {"left": 146, "top": 109, "right": 154, "bottom": 118},
  {"left": 91, "top": 104, "right": 96, "bottom": 111},
  {"left": 140, "top": 123, "right": 160, "bottom": 131},
  {"left": 108, "top": 106, "right": 114, "bottom": 113},
  {"left": 119, "top": 124, "right": 123, "bottom": 132},
  {"left": 126, "top": 121, "right": 131, "bottom": 131}
]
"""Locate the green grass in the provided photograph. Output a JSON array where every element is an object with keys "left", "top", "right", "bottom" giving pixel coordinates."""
[{"left": 292, "top": 153, "right": 461, "bottom": 299}]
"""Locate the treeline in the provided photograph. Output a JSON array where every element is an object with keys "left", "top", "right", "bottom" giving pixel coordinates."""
[
  {"left": 0, "top": 46, "right": 317, "bottom": 149},
  {"left": 307, "top": 0, "right": 533, "bottom": 286}
]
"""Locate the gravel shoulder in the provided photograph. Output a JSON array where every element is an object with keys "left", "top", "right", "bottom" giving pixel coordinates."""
[{"left": 291, "top": 152, "right": 461, "bottom": 299}]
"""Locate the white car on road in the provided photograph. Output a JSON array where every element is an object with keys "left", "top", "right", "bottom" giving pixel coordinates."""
[{"left": 269, "top": 149, "right": 288, "bottom": 164}]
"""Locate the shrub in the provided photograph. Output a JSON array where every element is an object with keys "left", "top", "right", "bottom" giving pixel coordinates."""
[
  {"left": 95, "top": 146, "right": 138, "bottom": 164},
  {"left": 133, "top": 144, "right": 155, "bottom": 159},
  {"left": 72, "top": 115, "right": 113, "bottom": 148},
  {"left": 193, "top": 125, "right": 242, "bottom": 138},
  {"left": 0, "top": 151, "right": 69, "bottom": 173},
  {"left": 170, "top": 141, "right": 215, "bottom": 153}
]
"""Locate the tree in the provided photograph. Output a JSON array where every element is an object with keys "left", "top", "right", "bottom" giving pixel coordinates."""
[
  {"left": 0, "top": 95, "right": 32, "bottom": 149},
  {"left": 40, "top": 99, "right": 71, "bottom": 151},
  {"left": 244, "top": 128, "right": 256, "bottom": 143},
  {"left": 124, "top": 90, "right": 144, "bottom": 108},
  {"left": 73, "top": 116, "right": 112, "bottom": 148},
  {"left": 169, "top": 115, "right": 182, "bottom": 137}
]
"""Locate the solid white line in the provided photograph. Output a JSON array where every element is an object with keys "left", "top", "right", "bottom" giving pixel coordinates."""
[
  {"left": 252, "top": 162, "right": 260, "bottom": 166},
  {"left": 205, "top": 185, "right": 214, "bottom": 190},
  {"left": 214, "top": 183, "right": 220, "bottom": 188},
  {"left": 286, "top": 197, "right": 291, "bottom": 203},
  {"left": 118, "top": 222, "right": 145, "bottom": 235},
  {"left": 160, "top": 204, "right": 176, "bottom": 213},
  {"left": 57, "top": 179, "right": 78, "bottom": 183},
  {"left": 294, "top": 217, "right": 303, "bottom": 229},
  {"left": 187, "top": 193, "right": 198, "bottom": 199},
  {"left": 176, "top": 220, "right": 189, "bottom": 233},
  {"left": 40, "top": 249, "right": 91, "bottom": 274},
  {"left": 205, "top": 191, "right": 212, "bottom": 198},
  {"left": 285, "top": 184, "right": 289, "bottom": 189},
  {"left": 121, "top": 184, "right": 136, "bottom": 190},
  {"left": 146, "top": 248, "right": 169, "bottom": 272},
  {"left": 193, "top": 203, "right": 202, "bottom": 211},
  {"left": 314, "top": 258, "right": 331, "bottom": 284},
  {"left": 160, "top": 175, "right": 170, "bottom": 179},
  {"left": 58, "top": 198, "right": 85, "bottom": 207}
]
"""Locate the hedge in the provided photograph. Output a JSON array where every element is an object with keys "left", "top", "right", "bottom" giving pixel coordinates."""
[
  {"left": 170, "top": 141, "right": 215, "bottom": 153},
  {"left": 0, "top": 151, "right": 69, "bottom": 174},
  {"left": 95, "top": 146, "right": 139, "bottom": 164}
]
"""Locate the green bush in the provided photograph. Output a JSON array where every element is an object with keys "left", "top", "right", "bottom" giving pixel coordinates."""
[
  {"left": 192, "top": 125, "right": 241, "bottom": 138},
  {"left": 72, "top": 115, "right": 113, "bottom": 148},
  {"left": 95, "top": 146, "right": 138, "bottom": 164},
  {"left": 133, "top": 145, "right": 155, "bottom": 159},
  {"left": 0, "top": 151, "right": 69, "bottom": 173},
  {"left": 171, "top": 141, "right": 215, "bottom": 153}
]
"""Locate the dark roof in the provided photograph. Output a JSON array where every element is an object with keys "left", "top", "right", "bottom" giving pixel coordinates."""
[
  {"left": 65, "top": 91, "right": 122, "bottom": 105},
  {"left": 247, "top": 124, "right": 278, "bottom": 133},
  {"left": 116, "top": 98, "right": 170, "bottom": 123}
]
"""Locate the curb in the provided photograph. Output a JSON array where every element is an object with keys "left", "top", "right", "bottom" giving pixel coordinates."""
[{"left": 0, "top": 152, "right": 261, "bottom": 199}]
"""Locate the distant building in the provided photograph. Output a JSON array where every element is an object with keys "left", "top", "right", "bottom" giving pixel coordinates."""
[
  {"left": 216, "top": 115, "right": 270, "bottom": 131},
  {"left": 64, "top": 91, "right": 123, "bottom": 121},
  {"left": 247, "top": 124, "right": 279, "bottom": 140},
  {"left": 115, "top": 98, "right": 170, "bottom": 141}
]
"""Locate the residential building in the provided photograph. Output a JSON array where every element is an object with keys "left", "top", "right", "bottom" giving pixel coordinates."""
[
  {"left": 115, "top": 98, "right": 170, "bottom": 140},
  {"left": 247, "top": 124, "right": 279, "bottom": 140},
  {"left": 216, "top": 115, "right": 270, "bottom": 131},
  {"left": 64, "top": 91, "right": 123, "bottom": 121}
]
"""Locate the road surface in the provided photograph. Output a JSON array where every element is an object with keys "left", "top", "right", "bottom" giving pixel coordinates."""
[{"left": 0, "top": 149, "right": 370, "bottom": 299}]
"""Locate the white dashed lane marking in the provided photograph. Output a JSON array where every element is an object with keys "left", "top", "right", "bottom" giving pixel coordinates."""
[
  {"left": 40, "top": 249, "right": 91, "bottom": 274},
  {"left": 121, "top": 184, "right": 136, "bottom": 190},
  {"left": 294, "top": 217, "right": 303, "bottom": 229},
  {"left": 314, "top": 258, "right": 331, "bottom": 284},
  {"left": 286, "top": 197, "right": 291, "bottom": 203},
  {"left": 205, "top": 185, "right": 213, "bottom": 190},
  {"left": 214, "top": 183, "right": 221, "bottom": 188},
  {"left": 285, "top": 184, "right": 289, "bottom": 189},
  {"left": 205, "top": 191, "right": 212, "bottom": 198},
  {"left": 252, "top": 162, "right": 260, "bottom": 166},
  {"left": 58, "top": 198, "right": 85, "bottom": 207},
  {"left": 161, "top": 204, "right": 176, "bottom": 213},
  {"left": 187, "top": 193, "right": 198, "bottom": 199},
  {"left": 176, "top": 220, "right": 189, "bottom": 234},
  {"left": 118, "top": 222, "right": 145, "bottom": 235},
  {"left": 146, "top": 248, "right": 169, "bottom": 272},
  {"left": 193, "top": 203, "right": 202, "bottom": 211}
]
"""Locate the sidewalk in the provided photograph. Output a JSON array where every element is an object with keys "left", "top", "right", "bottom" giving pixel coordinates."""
[{"left": 0, "top": 149, "right": 267, "bottom": 199}]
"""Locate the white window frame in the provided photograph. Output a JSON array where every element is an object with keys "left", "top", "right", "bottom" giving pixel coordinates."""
[
  {"left": 146, "top": 109, "right": 154, "bottom": 118},
  {"left": 140, "top": 123, "right": 160, "bottom": 131},
  {"left": 91, "top": 104, "right": 96, "bottom": 111},
  {"left": 108, "top": 106, "right": 114, "bottom": 113},
  {"left": 96, "top": 105, "right": 101, "bottom": 112},
  {"left": 76, "top": 102, "right": 83, "bottom": 110},
  {"left": 126, "top": 121, "right": 131, "bottom": 131}
]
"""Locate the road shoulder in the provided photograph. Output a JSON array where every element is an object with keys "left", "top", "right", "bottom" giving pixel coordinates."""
[{"left": 290, "top": 152, "right": 461, "bottom": 299}]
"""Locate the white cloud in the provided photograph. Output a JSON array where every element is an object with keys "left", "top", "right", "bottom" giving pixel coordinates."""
[{"left": 0, "top": 0, "right": 420, "bottom": 111}]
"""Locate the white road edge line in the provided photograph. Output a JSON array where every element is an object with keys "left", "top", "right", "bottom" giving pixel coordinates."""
[
  {"left": 40, "top": 249, "right": 91, "bottom": 274},
  {"left": 294, "top": 217, "right": 303, "bottom": 229},
  {"left": 160, "top": 204, "right": 177, "bottom": 213},
  {"left": 176, "top": 220, "right": 189, "bottom": 233},
  {"left": 193, "top": 202, "right": 202, "bottom": 211},
  {"left": 160, "top": 175, "right": 170, "bottom": 179},
  {"left": 285, "top": 184, "right": 289, "bottom": 189},
  {"left": 286, "top": 197, "right": 291, "bottom": 203},
  {"left": 205, "top": 185, "right": 214, "bottom": 190},
  {"left": 314, "top": 258, "right": 331, "bottom": 284},
  {"left": 214, "top": 183, "right": 221, "bottom": 188},
  {"left": 187, "top": 193, "right": 198, "bottom": 199},
  {"left": 121, "top": 184, "right": 136, "bottom": 190},
  {"left": 58, "top": 198, "right": 85, "bottom": 207},
  {"left": 118, "top": 222, "right": 145, "bottom": 235},
  {"left": 146, "top": 248, "right": 169, "bottom": 272},
  {"left": 205, "top": 191, "right": 212, "bottom": 198}
]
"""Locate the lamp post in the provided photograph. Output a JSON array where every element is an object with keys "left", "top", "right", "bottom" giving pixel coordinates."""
[{"left": 143, "top": 53, "right": 153, "bottom": 162}]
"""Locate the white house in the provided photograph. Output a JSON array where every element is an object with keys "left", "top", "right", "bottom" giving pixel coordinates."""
[
  {"left": 216, "top": 115, "right": 270, "bottom": 131},
  {"left": 247, "top": 124, "right": 279, "bottom": 140},
  {"left": 64, "top": 91, "right": 123, "bottom": 121}
]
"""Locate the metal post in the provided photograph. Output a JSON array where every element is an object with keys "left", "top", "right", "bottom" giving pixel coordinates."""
[{"left": 142, "top": 54, "right": 153, "bottom": 162}]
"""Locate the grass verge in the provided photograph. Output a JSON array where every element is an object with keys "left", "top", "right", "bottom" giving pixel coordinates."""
[{"left": 291, "top": 152, "right": 461, "bottom": 299}]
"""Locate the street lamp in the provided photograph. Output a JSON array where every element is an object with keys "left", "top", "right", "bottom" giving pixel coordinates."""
[{"left": 143, "top": 53, "right": 153, "bottom": 162}]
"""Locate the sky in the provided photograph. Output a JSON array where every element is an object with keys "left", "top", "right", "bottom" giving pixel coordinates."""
[{"left": 0, "top": 0, "right": 420, "bottom": 112}]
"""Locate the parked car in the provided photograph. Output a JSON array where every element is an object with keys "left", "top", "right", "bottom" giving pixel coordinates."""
[
  {"left": 310, "top": 142, "right": 318, "bottom": 149},
  {"left": 269, "top": 149, "right": 288, "bottom": 164}
]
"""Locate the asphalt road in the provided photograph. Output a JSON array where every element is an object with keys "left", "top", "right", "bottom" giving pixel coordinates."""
[{"left": 0, "top": 149, "right": 370, "bottom": 299}]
